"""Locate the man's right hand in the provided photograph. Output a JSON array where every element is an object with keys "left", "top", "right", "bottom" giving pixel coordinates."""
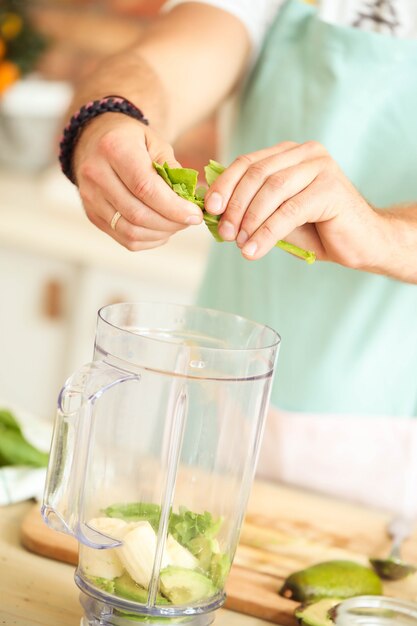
[{"left": 73, "top": 113, "right": 204, "bottom": 251}]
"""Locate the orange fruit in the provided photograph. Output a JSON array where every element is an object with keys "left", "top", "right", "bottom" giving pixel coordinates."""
[{"left": 0, "top": 60, "right": 20, "bottom": 95}]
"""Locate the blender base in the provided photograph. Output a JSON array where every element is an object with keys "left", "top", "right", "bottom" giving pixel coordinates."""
[{"left": 80, "top": 593, "right": 217, "bottom": 626}]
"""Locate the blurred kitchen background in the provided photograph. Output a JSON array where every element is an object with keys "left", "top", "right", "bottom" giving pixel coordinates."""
[{"left": 0, "top": 0, "right": 214, "bottom": 421}]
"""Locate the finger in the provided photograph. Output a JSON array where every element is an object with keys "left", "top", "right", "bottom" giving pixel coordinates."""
[
  {"left": 204, "top": 142, "right": 298, "bottom": 217},
  {"left": 107, "top": 144, "right": 203, "bottom": 225},
  {"left": 87, "top": 207, "right": 171, "bottom": 252},
  {"left": 218, "top": 144, "right": 326, "bottom": 242},
  {"left": 86, "top": 167, "right": 188, "bottom": 233},
  {"left": 87, "top": 197, "right": 176, "bottom": 243},
  {"left": 241, "top": 181, "right": 324, "bottom": 260},
  {"left": 236, "top": 159, "right": 323, "bottom": 247}
]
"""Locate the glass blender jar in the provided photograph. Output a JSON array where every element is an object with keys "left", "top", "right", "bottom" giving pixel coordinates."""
[{"left": 42, "top": 302, "right": 280, "bottom": 626}]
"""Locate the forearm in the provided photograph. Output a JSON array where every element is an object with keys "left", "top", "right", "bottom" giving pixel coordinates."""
[
  {"left": 369, "top": 204, "right": 417, "bottom": 284},
  {"left": 68, "top": 3, "right": 251, "bottom": 141}
]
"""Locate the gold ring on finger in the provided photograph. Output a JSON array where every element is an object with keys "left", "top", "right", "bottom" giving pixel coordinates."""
[{"left": 110, "top": 210, "right": 122, "bottom": 231}]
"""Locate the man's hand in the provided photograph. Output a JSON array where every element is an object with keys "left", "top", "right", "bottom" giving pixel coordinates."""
[
  {"left": 73, "top": 114, "right": 204, "bottom": 251},
  {"left": 204, "top": 141, "right": 391, "bottom": 272}
]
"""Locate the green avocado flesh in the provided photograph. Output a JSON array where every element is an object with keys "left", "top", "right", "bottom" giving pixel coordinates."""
[
  {"left": 280, "top": 560, "right": 383, "bottom": 603},
  {"left": 159, "top": 566, "right": 217, "bottom": 605},
  {"left": 114, "top": 573, "right": 169, "bottom": 604},
  {"left": 295, "top": 598, "right": 342, "bottom": 626}
]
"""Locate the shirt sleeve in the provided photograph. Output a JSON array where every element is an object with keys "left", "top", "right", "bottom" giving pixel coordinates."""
[{"left": 161, "top": 0, "right": 285, "bottom": 52}]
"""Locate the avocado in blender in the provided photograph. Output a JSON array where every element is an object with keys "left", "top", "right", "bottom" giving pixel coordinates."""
[
  {"left": 114, "top": 573, "right": 169, "bottom": 604},
  {"left": 280, "top": 560, "right": 382, "bottom": 602},
  {"left": 159, "top": 566, "right": 217, "bottom": 604}
]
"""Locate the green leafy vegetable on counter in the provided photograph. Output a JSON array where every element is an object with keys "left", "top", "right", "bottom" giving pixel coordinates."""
[
  {"left": 0, "top": 408, "right": 49, "bottom": 468},
  {"left": 153, "top": 159, "right": 316, "bottom": 263},
  {"left": 0, "top": 409, "right": 22, "bottom": 433}
]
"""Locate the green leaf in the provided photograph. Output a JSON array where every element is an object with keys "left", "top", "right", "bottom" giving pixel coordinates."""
[
  {"left": 153, "top": 162, "right": 173, "bottom": 188},
  {"left": 202, "top": 212, "right": 223, "bottom": 242},
  {"left": 204, "top": 160, "right": 225, "bottom": 186},
  {"left": 195, "top": 186, "right": 207, "bottom": 200},
  {"left": 169, "top": 507, "right": 222, "bottom": 546},
  {"left": 0, "top": 409, "right": 22, "bottom": 434},
  {"left": 159, "top": 163, "right": 199, "bottom": 197},
  {"left": 104, "top": 502, "right": 162, "bottom": 529},
  {"left": 152, "top": 160, "right": 316, "bottom": 263},
  {"left": 0, "top": 428, "right": 49, "bottom": 468}
]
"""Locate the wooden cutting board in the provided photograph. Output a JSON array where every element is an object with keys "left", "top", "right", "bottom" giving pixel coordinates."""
[{"left": 21, "top": 481, "right": 417, "bottom": 625}]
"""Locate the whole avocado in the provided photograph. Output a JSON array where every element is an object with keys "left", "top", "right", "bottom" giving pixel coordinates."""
[{"left": 279, "top": 560, "right": 382, "bottom": 603}]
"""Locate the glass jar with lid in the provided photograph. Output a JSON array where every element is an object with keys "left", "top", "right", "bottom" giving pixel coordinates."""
[{"left": 334, "top": 596, "right": 417, "bottom": 626}]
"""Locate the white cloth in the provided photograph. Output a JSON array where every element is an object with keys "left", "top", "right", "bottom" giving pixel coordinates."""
[
  {"left": 0, "top": 402, "right": 52, "bottom": 506},
  {"left": 256, "top": 407, "right": 417, "bottom": 517},
  {"left": 163, "top": 0, "right": 417, "bottom": 50}
]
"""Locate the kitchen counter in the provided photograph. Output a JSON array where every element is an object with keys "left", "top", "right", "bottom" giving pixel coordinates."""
[{"left": 0, "top": 502, "right": 272, "bottom": 626}]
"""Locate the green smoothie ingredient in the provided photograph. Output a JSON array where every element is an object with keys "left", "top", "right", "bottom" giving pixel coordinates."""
[
  {"left": 279, "top": 560, "right": 383, "bottom": 602},
  {"left": 159, "top": 566, "right": 217, "bottom": 605},
  {"left": 295, "top": 598, "right": 342, "bottom": 626},
  {"left": 87, "top": 576, "right": 116, "bottom": 594},
  {"left": 84, "top": 501, "right": 229, "bottom": 606},
  {"left": 0, "top": 408, "right": 49, "bottom": 467},
  {"left": 153, "top": 160, "right": 316, "bottom": 263},
  {"left": 114, "top": 572, "right": 169, "bottom": 604},
  {"left": 105, "top": 502, "right": 162, "bottom": 528}
]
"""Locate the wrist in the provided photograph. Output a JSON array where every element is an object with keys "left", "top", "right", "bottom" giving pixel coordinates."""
[
  {"left": 59, "top": 96, "right": 149, "bottom": 184},
  {"left": 366, "top": 206, "right": 417, "bottom": 282}
]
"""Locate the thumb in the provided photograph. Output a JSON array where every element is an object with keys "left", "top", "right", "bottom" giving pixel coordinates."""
[{"left": 147, "top": 137, "right": 183, "bottom": 170}]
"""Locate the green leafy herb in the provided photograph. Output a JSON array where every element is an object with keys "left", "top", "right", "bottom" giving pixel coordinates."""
[
  {"left": 104, "top": 501, "right": 222, "bottom": 546},
  {"left": 154, "top": 162, "right": 204, "bottom": 208},
  {"left": 0, "top": 408, "right": 49, "bottom": 468},
  {"left": 169, "top": 507, "right": 222, "bottom": 546},
  {"left": 204, "top": 159, "right": 225, "bottom": 187},
  {"left": 0, "top": 409, "right": 22, "bottom": 433},
  {"left": 153, "top": 160, "right": 316, "bottom": 263},
  {"left": 104, "top": 502, "right": 162, "bottom": 529}
]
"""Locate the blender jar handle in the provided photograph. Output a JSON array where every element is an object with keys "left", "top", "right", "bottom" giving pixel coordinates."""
[{"left": 42, "top": 360, "right": 139, "bottom": 548}]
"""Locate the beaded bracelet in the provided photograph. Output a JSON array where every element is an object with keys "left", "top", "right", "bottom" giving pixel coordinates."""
[{"left": 59, "top": 95, "right": 149, "bottom": 184}]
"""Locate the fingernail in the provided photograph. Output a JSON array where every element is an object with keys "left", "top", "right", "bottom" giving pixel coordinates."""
[
  {"left": 186, "top": 214, "right": 203, "bottom": 225},
  {"left": 219, "top": 220, "right": 236, "bottom": 240},
  {"left": 205, "top": 192, "right": 223, "bottom": 214},
  {"left": 236, "top": 230, "right": 249, "bottom": 247},
  {"left": 242, "top": 241, "right": 257, "bottom": 257}
]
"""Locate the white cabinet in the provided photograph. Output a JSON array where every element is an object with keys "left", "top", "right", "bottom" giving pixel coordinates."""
[
  {"left": 0, "top": 168, "right": 211, "bottom": 420},
  {"left": 0, "top": 246, "right": 78, "bottom": 419}
]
